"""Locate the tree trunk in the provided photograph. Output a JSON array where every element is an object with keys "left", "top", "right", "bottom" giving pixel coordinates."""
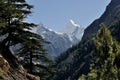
[{"left": 30, "top": 51, "right": 33, "bottom": 73}]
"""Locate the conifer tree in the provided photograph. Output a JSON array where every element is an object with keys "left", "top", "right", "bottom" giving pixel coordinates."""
[
  {"left": 90, "top": 23, "right": 120, "bottom": 79},
  {"left": 0, "top": 0, "right": 53, "bottom": 79},
  {"left": 79, "top": 23, "right": 120, "bottom": 80},
  {"left": 0, "top": 0, "right": 37, "bottom": 47}
]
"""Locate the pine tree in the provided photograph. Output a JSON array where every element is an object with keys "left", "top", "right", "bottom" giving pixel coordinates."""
[
  {"left": 0, "top": 0, "right": 53, "bottom": 79},
  {"left": 0, "top": 0, "right": 37, "bottom": 47},
  {"left": 91, "top": 23, "right": 120, "bottom": 79},
  {"left": 79, "top": 23, "right": 120, "bottom": 80},
  {"left": 17, "top": 38, "right": 54, "bottom": 79}
]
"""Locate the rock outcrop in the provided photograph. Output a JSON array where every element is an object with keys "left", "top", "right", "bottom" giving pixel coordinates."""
[{"left": 0, "top": 43, "right": 40, "bottom": 80}]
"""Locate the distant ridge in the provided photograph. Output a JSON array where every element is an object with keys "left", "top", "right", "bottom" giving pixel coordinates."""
[{"left": 36, "top": 20, "right": 84, "bottom": 59}]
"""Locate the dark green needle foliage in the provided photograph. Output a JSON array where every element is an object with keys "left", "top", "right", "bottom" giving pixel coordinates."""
[
  {"left": 0, "top": 0, "right": 53, "bottom": 79},
  {"left": 79, "top": 23, "right": 120, "bottom": 80},
  {"left": 0, "top": 0, "right": 35, "bottom": 47}
]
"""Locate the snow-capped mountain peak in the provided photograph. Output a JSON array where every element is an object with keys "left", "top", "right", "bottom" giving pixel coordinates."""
[
  {"left": 61, "top": 19, "right": 84, "bottom": 40},
  {"left": 35, "top": 20, "right": 84, "bottom": 59},
  {"left": 69, "top": 19, "right": 80, "bottom": 27}
]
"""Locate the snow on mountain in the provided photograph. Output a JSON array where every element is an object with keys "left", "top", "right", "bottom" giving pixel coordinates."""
[
  {"left": 36, "top": 20, "right": 84, "bottom": 59},
  {"left": 61, "top": 19, "right": 84, "bottom": 40}
]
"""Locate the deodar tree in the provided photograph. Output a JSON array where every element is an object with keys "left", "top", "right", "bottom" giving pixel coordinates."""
[{"left": 0, "top": 0, "right": 52, "bottom": 79}]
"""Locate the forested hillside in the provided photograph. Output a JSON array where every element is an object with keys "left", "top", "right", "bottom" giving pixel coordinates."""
[{"left": 50, "top": 0, "right": 120, "bottom": 79}]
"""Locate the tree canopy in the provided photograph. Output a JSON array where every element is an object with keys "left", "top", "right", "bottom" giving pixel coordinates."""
[
  {"left": 79, "top": 23, "right": 120, "bottom": 80},
  {"left": 0, "top": 0, "right": 53, "bottom": 79}
]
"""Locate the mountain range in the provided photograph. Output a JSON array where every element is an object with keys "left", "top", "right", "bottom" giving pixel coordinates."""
[{"left": 36, "top": 20, "right": 84, "bottom": 59}]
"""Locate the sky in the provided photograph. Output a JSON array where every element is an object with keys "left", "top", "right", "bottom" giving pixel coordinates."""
[{"left": 26, "top": 0, "right": 111, "bottom": 31}]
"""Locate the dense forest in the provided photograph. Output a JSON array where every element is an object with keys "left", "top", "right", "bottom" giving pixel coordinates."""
[{"left": 0, "top": 0, "right": 120, "bottom": 80}]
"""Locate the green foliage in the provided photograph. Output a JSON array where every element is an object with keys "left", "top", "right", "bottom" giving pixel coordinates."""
[
  {"left": 93, "top": 23, "right": 115, "bottom": 64},
  {"left": 0, "top": 0, "right": 54, "bottom": 79},
  {"left": 78, "top": 74, "right": 86, "bottom": 80},
  {"left": 0, "top": 0, "right": 35, "bottom": 47},
  {"left": 79, "top": 23, "right": 120, "bottom": 80}
]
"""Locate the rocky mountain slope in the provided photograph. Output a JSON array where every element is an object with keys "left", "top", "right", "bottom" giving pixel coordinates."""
[
  {"left": 0, "top": 43, "right": 40, "bottom": 80},
  {"left": 82, "top": 0, "right": 120, "bottom": 40},
  {"left": 36, "top": 20, "right": 84, "bottom": 59}
]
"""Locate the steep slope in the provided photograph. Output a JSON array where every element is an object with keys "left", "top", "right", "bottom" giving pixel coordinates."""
[
  {"left": 0, "top": 43, "right": 40, "bottom": 80},
  {"left": 51, "top": 0, "right": 120, "bottom": 80},
  {"left": 36, "top": 20, "right": 84, "bottom": 59},
  {"left": 82, "top": 0, "right": 120, "bottom": 40}
]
